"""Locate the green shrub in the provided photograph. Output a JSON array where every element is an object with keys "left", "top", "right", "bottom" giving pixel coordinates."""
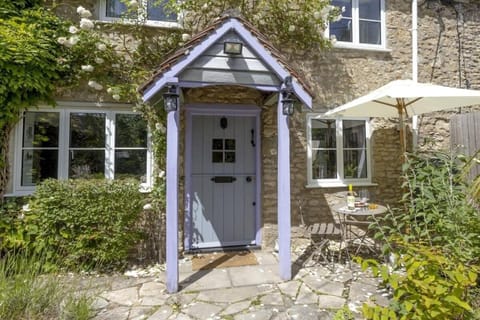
[
  {"left": 22, "top": 179, "right": 144, "bottom": 271},
  {"left": 359, "top": 242, "right": 478, "bottom": 320},
  {"left": 0, "top": 198, "right": 30, "bottom": 252},
  {"left": 0, "top": 250, "right": 93, "bottom": 320},
  {"left": 371, "top": 150, "right": 480, "bottom": 265}
]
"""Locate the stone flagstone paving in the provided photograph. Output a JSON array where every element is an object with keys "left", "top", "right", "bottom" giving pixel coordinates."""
[{"left": 78, "top": 250, "right": 390, "bottom": 320}]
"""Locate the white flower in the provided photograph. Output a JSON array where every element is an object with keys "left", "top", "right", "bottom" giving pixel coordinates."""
[
  {"left": 143, "top": 203, "right": 153, "bottom": 210},
  {"left": 88, "top": 80, "right": 103, "bottom": 91},
  {"left": 330, "top": 35, "right": 337, "bottom": 45},
  {"left": 57, "top": 37, "right": 67, "bottom": 45},
  {"left": 288, "top": 25, "right": 296, "bottom": 32},
  {"left": 129, "top": 0, "right": 139, "bottom": 8},
  {"left": 81, "top": 65, "right": 94, "bottom": 72},
  {"left": 69, "top": 26, "right": 78, "bottom": 34},
  {"left": 107, "top": 87, "right": 113, "bottom": 94},
  {"left": 334, "top": 14, "right": 343, "bottom": 22},
  {"left": 22, "top": 204, "right": 31, "bottom": 212},
  {"left": 80, "top": 18, "right": 94, "bottom": 30},
  {"left": 111, "top": 63, "right": 120, "bottom": 68},
  {"left": 155, "top": 122, "right": 166, "bottom": 133},
  {"left": 313, "top": 11, "right": 321, "bottom": 20},
  {"left": 65, "top": 35, "right": 79, "bottom": 47},
  {"left": 342, "top": 6, "right": 346, "bottom": 13},
  {"left": 159, "top": 170, "right": 165, "bottom": 178},
  {"left": 77, "top": 6, "right": 92, "bottom": 18},
  {"left": 97, "top": 43, "right": 107, "bottom": 51},
  {"left": 181, "top": 33, "right": 191, "bottom": 42},
  {"left": 95, "top": 57, "right": 104, "bottom": 64},
  {"left": 112, "top": 94, "right": 121, "bottom": 101},
  {"left": 202, "top": 3, "right": 208, "bottom": 10}
]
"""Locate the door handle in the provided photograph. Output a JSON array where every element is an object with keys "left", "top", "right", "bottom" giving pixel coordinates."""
[
  {"left": 211, "top": 176, "right": 237, "bottom": 183},
  {"left": 246, "top": 176, "right": 252, "bottom": 182}
]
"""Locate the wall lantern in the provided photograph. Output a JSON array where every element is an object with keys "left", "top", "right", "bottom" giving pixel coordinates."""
[
  {"left": 223, "top": 41, "right": 243, "bottom": 55},
  {"left": 163, "top": 85, "right": 179, "bottom": 112},
  {"left": 281, "top": 76, "right": 295, "bottom": 116}
]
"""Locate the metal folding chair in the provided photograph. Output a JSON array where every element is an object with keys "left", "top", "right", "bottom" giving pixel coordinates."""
[{"left": 299, "top": 205, "right": 348, "bottom": 269}]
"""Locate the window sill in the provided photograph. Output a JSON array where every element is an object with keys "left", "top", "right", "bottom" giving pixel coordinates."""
[
  {"left": 333, "top": 42, "right": 391, "bottom": 53},
  {"left": 306, "top": 182, "right": 378, "bottom": 189},
  {"left": 96, "top": 19, "right": 180, "bottom": 29}
]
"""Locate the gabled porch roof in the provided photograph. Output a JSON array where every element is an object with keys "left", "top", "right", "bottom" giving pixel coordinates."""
[{"left": 138, "top": 15, "right": 313, "bottom": 108}]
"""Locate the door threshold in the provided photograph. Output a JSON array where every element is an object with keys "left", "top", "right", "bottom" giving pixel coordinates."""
[{"left": 185, "top": 245, "right": 261, "bottom": 255}]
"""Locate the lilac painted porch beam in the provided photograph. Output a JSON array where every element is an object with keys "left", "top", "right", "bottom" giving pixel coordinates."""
[
  {"left": 166, "top": 108, "right": 180, "bottom": 293},
  {"left": 277, "top": 95, "right": 291, "bottom": 280}
]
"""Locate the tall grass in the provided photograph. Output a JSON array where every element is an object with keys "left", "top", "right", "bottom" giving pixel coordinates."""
[{"left": 0, "top": 250, "right": 93, "bottom": 320}]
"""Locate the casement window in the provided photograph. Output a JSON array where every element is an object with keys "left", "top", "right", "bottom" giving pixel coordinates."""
[
  {"left": 15, "top": 107, "right": 152, "bottom": 194},
  {"left": 98, "top": 0, "right": 178, "bottom": 27},
  {"left": 307, "top": 115, "right": 372, "bottom": 187},
  {"left": 329, "top": 0, "right": 386, "bottom": 50}
]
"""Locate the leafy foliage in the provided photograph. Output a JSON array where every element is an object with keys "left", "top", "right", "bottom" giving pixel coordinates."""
[
  {"left": 0, "top": 250, "right": 94, "bottom": 320},
  {"left": 370, "top": 150, "right": 480, "bottom": 265},
  {"left": 3, "top": 179, "right": 145, "bottom": 271},
  {"left": 169, "top": 0, "right": 340, "bottom": 51},
  {"left": 359, "top": 242, "right": 478, "bottom": 320}
]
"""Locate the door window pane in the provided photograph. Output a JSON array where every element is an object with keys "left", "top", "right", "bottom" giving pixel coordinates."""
[
  {"left": 115, "top": 114, "right": 147, "bottom": 148},
  {"left": 115, "top": 150, "right": 147, "bottom": 181},
  {"left": 70, "top": 113, "right": 106, "bottom": 148},
  {"left": 69, "top": 150, "right": 105, "bottom": 179}
]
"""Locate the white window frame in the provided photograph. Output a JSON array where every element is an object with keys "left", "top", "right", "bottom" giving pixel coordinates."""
[
  {"left": 98, "top": 0, "right": 180, "bottom": 28},
  {"left": 12, "top": 103, "right": 153, "bottom": 195},
  {"left": 306, "top": 114, "right": 374, "bottom": 188},
  {"left": 327, "top": 0, "right": 387, "bottom": 51}
]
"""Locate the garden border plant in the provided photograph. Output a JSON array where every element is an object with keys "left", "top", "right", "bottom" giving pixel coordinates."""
[{"left": 360, "top": 150, "right": 480, "bottom": 319}]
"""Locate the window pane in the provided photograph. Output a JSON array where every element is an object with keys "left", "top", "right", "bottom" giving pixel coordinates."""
[
  {"left": 115, "top": 150, "right": 147, "bottom": 182},
  {"left": 69, "top": 150, "right": 105, "bottom": 179},
  {"left": 312, "top": 150, "right": 337, "bottom": 179},
  {"left": 344, "top": 150, "right": 368, "bottom": 178},
  {"left": 212, "top": 152, "right": 223, "bottom": 163},
  {"left": 225, "top": 139, "right": 235, "bottom": 150},
  {"left": 359, "top": 0, "right": 380, "bottom": 20},
  {"left": 147, "top": 0, "right": 177, "bottom": 21},
  {"left": 225, "top": 152, "right": 235, "bottom": 163},
  {"left": 212, "top": 139, "right": 223, "bottom": 150},
  {"left": 70, "top": 113, "right": 106, "bottom": 148},
  {"left": 332, "top": 0, "right": 352, "bottom": 17},
  {"left": 115, "top": 114, "right": 147, "bottom": 148},
  {"left": 359, "top": 21, "right": 381, "bottom": 44},
  {"left": 343, "top": 120, "right": 366, "bottom": 148},
  {"left": 311, "top": 119, "right": 336, "bottom": 148},
  {"left": 21, "top": 150, "right": 58, "bottom": 186},
  {"left": 105, "top": 0, "right": 128, "bottom": 18},
  {"left": 23, "top": 112, "right": 59, "bottom": 148},
  {"left": 330, "top": 18, "right": 352, "bottom": 42}
]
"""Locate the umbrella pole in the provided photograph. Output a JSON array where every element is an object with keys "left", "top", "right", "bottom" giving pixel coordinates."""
[{"left": 397, "top": 101, "right": 407, "bottom": 158}]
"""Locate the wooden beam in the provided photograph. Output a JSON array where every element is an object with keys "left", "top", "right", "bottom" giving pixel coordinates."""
[
  {"left": 166, "top": 108, "right": 179, "bottom": 293},
  {"left": 277, "top": 96, "right": 291, "bottom": 280}
]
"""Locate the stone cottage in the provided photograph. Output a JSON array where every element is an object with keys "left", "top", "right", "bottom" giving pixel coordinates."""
[{"left": 5, "top": 0, "right": 480, "bottom": 292}]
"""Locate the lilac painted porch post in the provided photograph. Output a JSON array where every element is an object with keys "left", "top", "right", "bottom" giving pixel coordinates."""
[
  {"left": 277, "top": 98, "right": 291, "bottom": 280},
  {"left": 166, "top": 108, "right": 179, "bottom": 293}
]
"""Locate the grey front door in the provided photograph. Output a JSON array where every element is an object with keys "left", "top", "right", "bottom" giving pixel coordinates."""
[{"left": 191, "top": 115, "right": 256, "bottom": 249}]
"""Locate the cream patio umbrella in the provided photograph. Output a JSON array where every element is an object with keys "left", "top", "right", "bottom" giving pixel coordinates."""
[{"left": 325, "top": 79, "right": 480, "bottom": 154}]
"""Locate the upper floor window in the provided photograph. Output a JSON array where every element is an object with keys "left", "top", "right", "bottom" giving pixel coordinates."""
[
  {"left": 15, "top": 107, "right": 152, "bottom": 194},
  {"left": 329, "top": 0, "right": 386, "bottom": 49},
  {"left": 307, "top": 114, "right": 372, "bottom": 187},
  {"left": 99, "top": 0, "right": 178, "bottom": 27}
]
